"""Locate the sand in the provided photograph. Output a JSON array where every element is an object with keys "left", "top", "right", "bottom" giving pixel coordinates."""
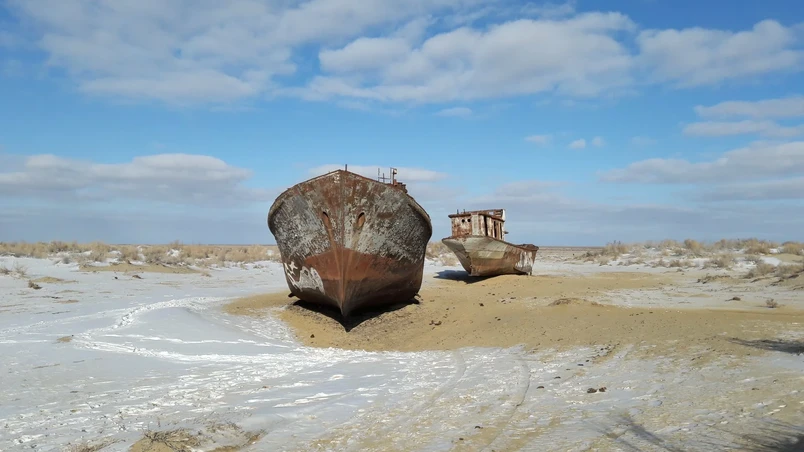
[
  {"left": 129, "top": 426, "right": 263, "bottom": 452},
  {"left": 223, "top": 270, "right": 804, "bottom": 358}
]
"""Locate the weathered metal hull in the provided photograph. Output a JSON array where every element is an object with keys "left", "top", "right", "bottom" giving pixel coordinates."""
[
  {"left": 268, "top": 170, "right": 432, "bottom": 317},
  {"left": 441, "top": 236, "right": 539, "bottom": 277}
]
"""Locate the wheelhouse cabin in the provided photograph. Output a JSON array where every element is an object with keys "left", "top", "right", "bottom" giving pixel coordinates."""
[{"left": 448, "top": 209, "right": 507, "bottom": 241}]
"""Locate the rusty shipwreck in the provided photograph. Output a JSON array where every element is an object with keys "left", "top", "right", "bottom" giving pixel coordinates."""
[
  {"left": 268, "top": 167, "right": 432, "bottom": 317},
  {"left": 441, "top": 209, "right": 539, "bottom": 277}
]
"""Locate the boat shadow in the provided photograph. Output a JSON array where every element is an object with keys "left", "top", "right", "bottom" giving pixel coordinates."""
[
  {"left": 433, "top": 269, "right": 494, "bottom": 284},
  {"left": 291, "top": 298, "right": 420, "bottom": 332},
  {"left": 726, "top": 338, "right": 804, "bottom": 355},
  {"left": 593, "top": 413, "right": 804, "bottom": 451}
]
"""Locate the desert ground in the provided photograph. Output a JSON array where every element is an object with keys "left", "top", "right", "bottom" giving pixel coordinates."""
[{"left": 0, "top": 240, "right": 803, "bottom": 451}]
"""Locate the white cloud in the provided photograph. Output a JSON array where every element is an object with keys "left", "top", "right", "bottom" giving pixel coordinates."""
[
  {"left": 693, "top": 177, "right": 804, "bottom": 202},
  {"left": 694, "top": 96, "right": 804, "bottom": 119},
  {"left": 305, "top": 12, "right": 637, "bottom": 103},
  {"left": 569, "top": 139, "right": 586, "bottom": 149},
  {"left": 0, "top": 152, "right": 274, "bottom": 205},
  {"left": 525, "top": 134, "right": 551, "bottom": 145},
  {"left": 302, "top": 17, "right": 804, "bottom": 104},
  {"left": 6, "top": 2, "right": 804, "bottom": 106},
  {"left": 599, "top": 141, "right": 804, "bottom": 184},
  {"left": 683, "top": 120, "right": 804, "bottom": 138},
  {"left": 320, "top": 37, "right": 412, "bottom": 73},
  {"left": 307, "top": 164, "right": 448, "bottom": 182},
  {"left": 631, "top": 136, "right": 657, "bottom": 146},
  {"left": 684, "top": 97, "right": 804, "bottom": 138},
  {"left": 591, "top": 136, "right": 605, "bottom": 146},
  {"left": 637, "top": 19, "right": 804, "bottom": 88},
  {"left": 6, "top": 0, "right": 485, "bottom": 104},
  {"left": 435, "top": 106, "right": 472, "bottom": 117}
]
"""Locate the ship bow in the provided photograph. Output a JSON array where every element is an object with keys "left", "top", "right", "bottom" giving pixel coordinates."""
[{"left": 269, "top": 170, "right": 432, "bottom": 316}]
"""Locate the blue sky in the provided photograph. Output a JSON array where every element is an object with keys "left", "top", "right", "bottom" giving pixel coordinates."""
[{"left": 1, "top": 0, "right": 803, "bottom": 245}]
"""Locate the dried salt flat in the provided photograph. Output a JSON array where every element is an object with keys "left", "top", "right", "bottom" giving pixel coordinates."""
[{"left": 0, "top": 255, "right": 802, "bottom": 451}]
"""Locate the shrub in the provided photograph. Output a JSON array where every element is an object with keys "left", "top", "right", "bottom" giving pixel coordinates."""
[
  {"left": 746, "top": 262, "right": 775, "bottom": 279},
  {"left": 780, "top": 241, "right": 804, "bottom": 255}
]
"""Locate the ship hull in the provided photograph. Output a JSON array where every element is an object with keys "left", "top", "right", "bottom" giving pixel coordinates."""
[
  {"left": 268, "top": 170, "right": 432, "bottom": 317},
  {"left": 441, "top": 236, "right": 539, "bottom": 277}
]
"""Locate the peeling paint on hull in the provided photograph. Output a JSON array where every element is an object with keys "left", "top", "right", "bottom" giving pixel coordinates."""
[
  {"left": 268, "top": 170, "right": 432, "bottom": 317},
  {"left": 441, "top": 236, "right": 539, "bottom": 277}
]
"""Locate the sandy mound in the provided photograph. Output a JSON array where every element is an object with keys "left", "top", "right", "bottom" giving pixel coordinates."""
[
  {"left": 32, "top": 276, "right": 76, "bottom": 284},
  {"left": 225, "top": 272, "right": 804, "bottom": 358},
  {"left": 129, "top": 424, "right": 262, "bottom": 452}
]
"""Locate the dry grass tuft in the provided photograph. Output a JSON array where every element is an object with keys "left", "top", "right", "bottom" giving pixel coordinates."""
[
  {"left": 15, "top": 262, "right": 28, "bottom": 277},
  {"left": 742, "top": 238, "right": 776, "bottom": 255},
  {"left": 66, "top": 438, "right": 121, "bottom": 452},
  {"left": 582, "top": 240, "right": 630, "bottom": 260},
  {"left": 218, "top": 245, "right": 275, "bottom": 264},
  {"left": 116, "top": 245, "right": 141, "bottom": 262},
  {"left": 704, "top": 254, "right": 736, "bottom": 269},
  {"left": 602, "top": 240, "right": 629, "bottom": 257},
  {"left": 132, "top": 429, "right": 202, "bottom": 452},
  {"left": 766, "top": 299, "right": 779, "bottom": 309},
  {"left": 775, "top": 262, "right": 804, "bottom": 278},
  {"left": 746, "top": 262, "right": 776, "bottom": 279},
  {"left": 0, "top": 241, "right": 282, "bottom": 267},
  {"left": 1, "top": 262, "right": 28, "bottom": 278},
  {"left": 683, "top": 239, "right": 706, "bottom": 256},
  {"left": 656, "top": 239, "right": 681, "bottom": 250},
  {"left": 780, "top": 241, "right": 804, "bottom": 255},
  {"left": 652, "top": 257, "right": 696, "bottom": 268},
  {"left": 668, "top": 258, "right": 694, "bottom": 268},
  {"left": 743, "top": 254, "right": 763, "bottom": 264}
]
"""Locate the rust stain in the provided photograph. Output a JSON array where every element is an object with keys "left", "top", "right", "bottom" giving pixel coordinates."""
[
  {"left": 442, "top": 208, "right": 539, "bottom": 277},
  {"left": 268, "top": 168, "right": 431, "bottom": 317}
]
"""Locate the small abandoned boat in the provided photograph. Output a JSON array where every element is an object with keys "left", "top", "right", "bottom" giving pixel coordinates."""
[
  {"left": 268, "top": 167, "right": 432, "bottom": 317},
  {"left": 441, "top": 209, "right": 539, "bottom": 277}
]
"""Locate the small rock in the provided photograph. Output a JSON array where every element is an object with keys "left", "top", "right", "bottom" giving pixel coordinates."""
[
  {"left": 479, "top": 303, "right": 484, "bottom": 307},
  {"left": 730, "top": 296, "right": 741, "bottom": 301},
  {"left": 537, "top": 386, "right": 545, "bottom": 389},
  {"left": 114, "top": 276, "right": 118, "bottom": 280},
  {"left": 599, "top": 387, "right": 607, "bottom": 392},
  {"left": 587, "top": 388, "right": 598, "bottom": 393},
  {"left": 474, "top": 425, "right": 483, "bottom": 429},
  {"left": 310, "top": 334, "right": 315, "bottom": 338}
]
